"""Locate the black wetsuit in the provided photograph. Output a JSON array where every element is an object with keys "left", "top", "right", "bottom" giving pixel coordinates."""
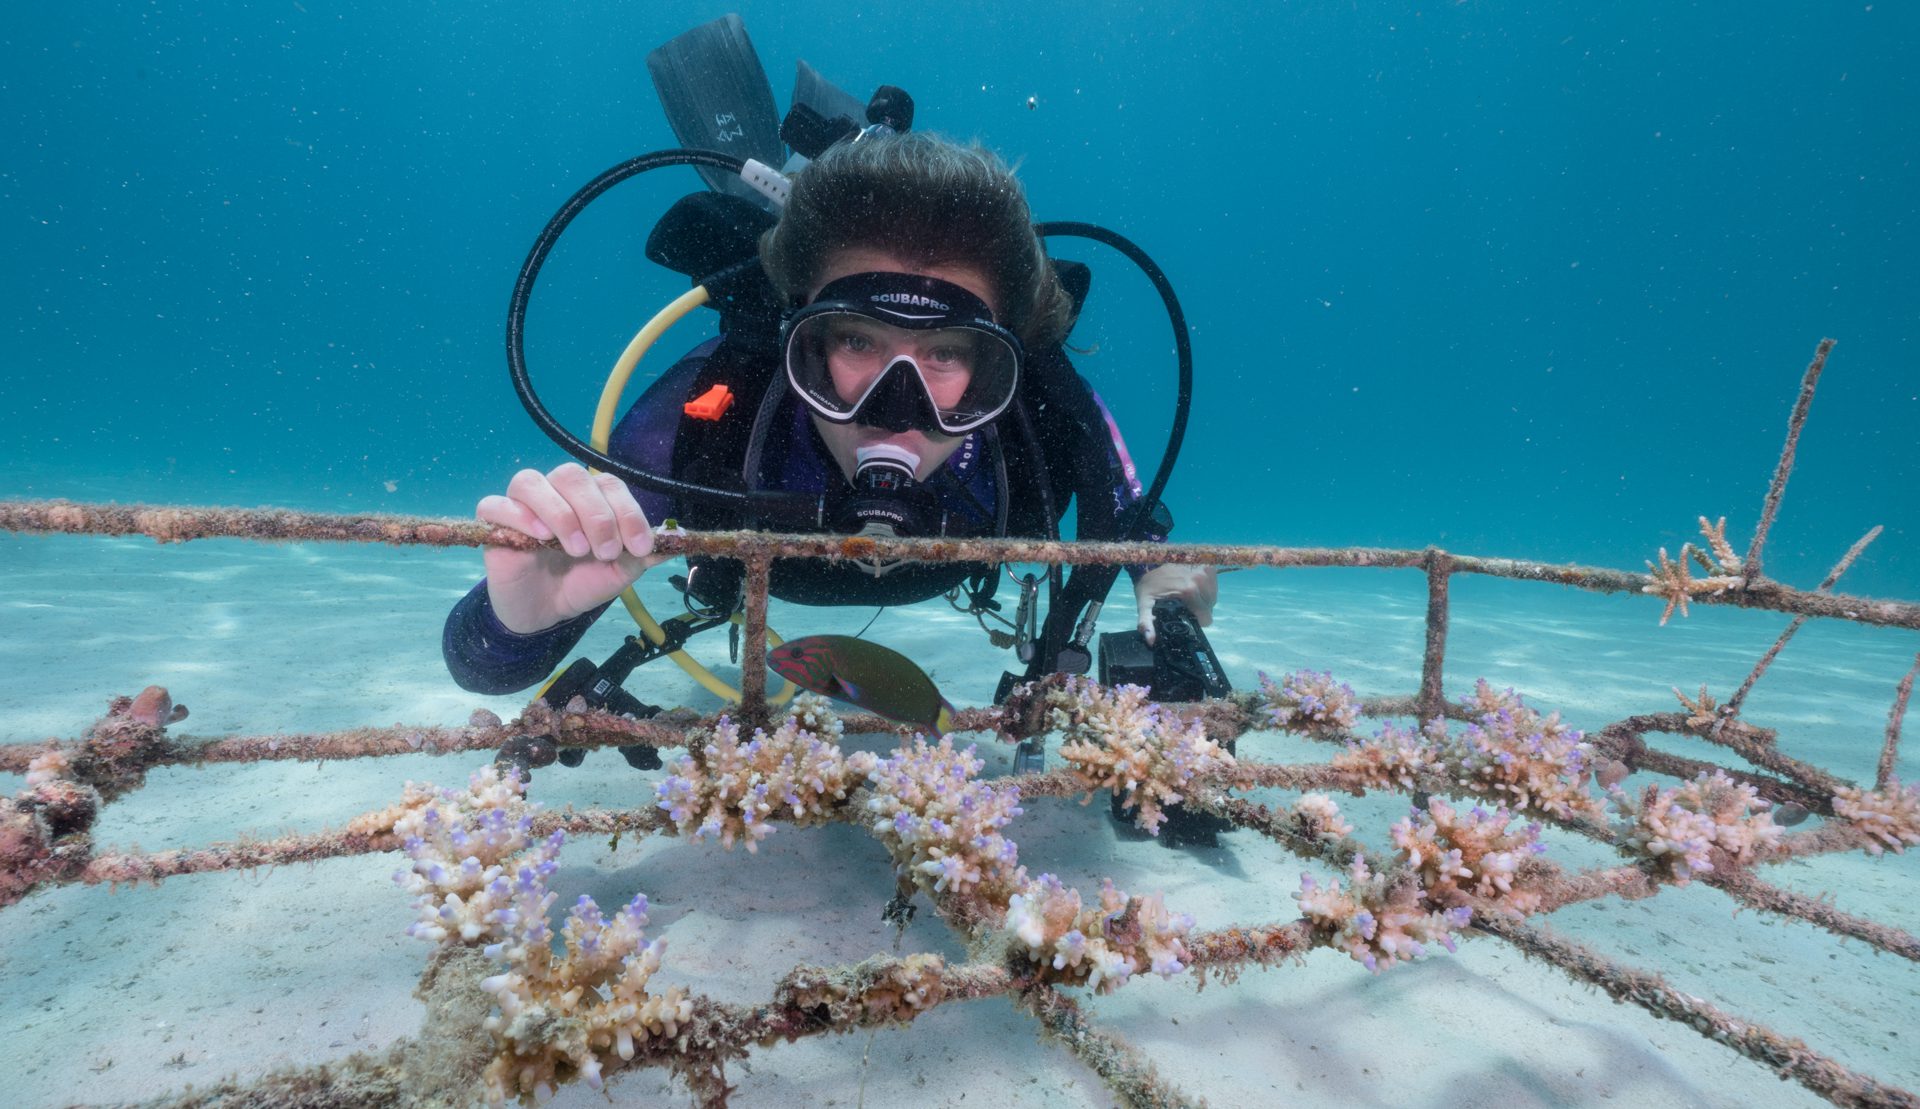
[{"left": 442, "top": 336, "right": 1159, "bottom": 694}]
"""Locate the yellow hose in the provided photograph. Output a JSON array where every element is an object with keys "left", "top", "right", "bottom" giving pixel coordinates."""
[{"left": 585, "top": 285, "right": 794, "bottom": 706}]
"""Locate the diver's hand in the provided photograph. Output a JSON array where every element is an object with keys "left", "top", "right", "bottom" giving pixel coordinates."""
[
  {"left": 1133, "top": 564, "right": 1219, "bottom": 645},
  {"left": 476, "top": 463, "right": 666, "bottom": 634}
]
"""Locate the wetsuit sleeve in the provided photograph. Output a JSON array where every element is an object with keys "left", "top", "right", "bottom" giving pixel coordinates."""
[
  {"left": 439, "top": 339, "right": 720, "bottom": 694},
  {"left": 442, "top": 581, "right": 609, "bottom": 695}
]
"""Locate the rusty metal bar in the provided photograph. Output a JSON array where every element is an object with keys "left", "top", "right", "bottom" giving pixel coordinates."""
[
  {"left": 1419, "top": 549, "right": 1452, "bottom": 720},
  {"left": 1882, "top": 653, "right": 1920, "bottom": 791},
  {"left": 1479, "top": 914, "right": 1918, "bottom": 1109},
  {"left": 736, "top": 553, "right": 773, "bottom": 723},
  {"left": 10, "top": 499, "right": 1920, "bottom": 632},
  {"left": 1745, "top": 338, "right": 1835, "bottom": 581},
  {"left": 1726, "top": 525, "right": 1883, "bottom": 719}
]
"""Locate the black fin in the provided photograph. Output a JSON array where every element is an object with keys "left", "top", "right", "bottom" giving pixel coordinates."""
[
  {"left": 791, "top": 60, "right": 865, "bottom": 133},
  {"left": 646, "top": 15, "right": 785, "bottom": 202}
]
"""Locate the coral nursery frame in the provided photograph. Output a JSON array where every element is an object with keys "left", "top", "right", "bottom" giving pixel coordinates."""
[{"left": 3, "top": 341, "right": 1918, "bottom": 1108}]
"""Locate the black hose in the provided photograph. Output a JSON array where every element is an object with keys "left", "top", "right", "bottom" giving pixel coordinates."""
[
  {"left": 1035, "top": 221, "right": 1191, "bottom": 543},
  {"left": 1017, "top": 222, "right": 1194, "bottom": 680},
  {"left": 506, "top": 148, "right": 796, "bottom": 510}
]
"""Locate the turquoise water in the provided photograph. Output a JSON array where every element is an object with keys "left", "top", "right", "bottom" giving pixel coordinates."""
[{"left": 5, "top": 3, "right": 1917, "bottom": 594}]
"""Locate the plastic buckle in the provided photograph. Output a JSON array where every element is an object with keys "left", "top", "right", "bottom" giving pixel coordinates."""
[{"left": 683, "top": 384, "right": 735, "bottom": 421}]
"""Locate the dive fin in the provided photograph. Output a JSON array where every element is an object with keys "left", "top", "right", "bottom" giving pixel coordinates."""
[
  {"left": 646, "top": 15, "right": 785, "bottom": 203},
  {"left": 780, "top": 61, "right": 866, "bottom": 171},
  {"left": 791, "top": 60, "right": 865, "bottom": 132}
]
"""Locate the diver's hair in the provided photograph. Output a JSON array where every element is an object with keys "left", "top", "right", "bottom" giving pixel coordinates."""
[{"left": 759, "top": 132, "right": 1074, "bottom": 349}]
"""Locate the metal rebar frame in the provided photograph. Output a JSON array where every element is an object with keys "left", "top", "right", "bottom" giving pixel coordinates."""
[{"left": 3, "top": 341, "right": 1918, "bottom": 1108}]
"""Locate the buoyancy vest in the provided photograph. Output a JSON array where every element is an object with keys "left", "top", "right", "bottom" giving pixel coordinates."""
[{"left": 652, "top": 330, "right": 1128, "bottom": 611}]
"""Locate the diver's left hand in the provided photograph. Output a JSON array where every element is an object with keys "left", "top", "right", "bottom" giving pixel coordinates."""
[{"left": 1133, "top": 564, "right": 1219, "bottom": 645}]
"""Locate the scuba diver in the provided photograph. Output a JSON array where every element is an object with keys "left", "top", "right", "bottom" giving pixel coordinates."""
[
  {"left": 440, "top": 17, "right": 1229, "bottom": 841},
  {"left": 444, "top": 130, "right": 1216, "bottom": 690}
]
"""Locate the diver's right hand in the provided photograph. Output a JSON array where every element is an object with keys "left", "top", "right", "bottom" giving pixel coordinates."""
[{"left": 476, "top": 463, "right": 666, "bottom": 634}]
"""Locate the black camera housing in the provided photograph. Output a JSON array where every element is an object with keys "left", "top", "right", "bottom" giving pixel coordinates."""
[{"left": 1097, "top": 598, "right": 1231, "bottom": 702}]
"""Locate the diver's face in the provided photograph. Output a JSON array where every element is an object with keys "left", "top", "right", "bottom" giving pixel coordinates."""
[
  {"left": 806, "top": 249, "right": 999, "bottom": 482},
  {"left": 815, "top": 316, "right": 983, "bottom": 415}
]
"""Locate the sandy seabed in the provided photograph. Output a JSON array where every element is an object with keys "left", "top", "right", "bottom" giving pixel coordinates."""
[{"left": 1, "top": 533, "right": 1915, "bottom": 1108}]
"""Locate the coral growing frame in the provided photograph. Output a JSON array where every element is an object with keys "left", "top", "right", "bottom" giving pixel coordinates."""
[{"left": 2, "top": 342, "right": 1917, "bottom": 1107}]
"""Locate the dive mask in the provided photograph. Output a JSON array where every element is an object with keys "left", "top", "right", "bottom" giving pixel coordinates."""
[{"left": 782, "top": 272, "right": 1023, "bottom": 436}]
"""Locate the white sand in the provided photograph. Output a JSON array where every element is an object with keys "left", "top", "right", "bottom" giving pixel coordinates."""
[{"left": 1, "top": 533, "right": 1915, "bottom": 1107}]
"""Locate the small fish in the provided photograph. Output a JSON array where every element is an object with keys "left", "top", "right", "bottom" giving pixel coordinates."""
[
  {"left": 1773, "top": 801, "right": 1810, "bottom": 827},
  {"left": 768, "top": 635, "right": 955, "bottom": 735}
]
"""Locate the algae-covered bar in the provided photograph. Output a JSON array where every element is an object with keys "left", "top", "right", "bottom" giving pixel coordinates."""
[{"left": 3, "top": 344, "right": 1917, "bottom": 1107}]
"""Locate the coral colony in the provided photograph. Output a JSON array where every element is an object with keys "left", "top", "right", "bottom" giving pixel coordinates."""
[{"left": 4, "top": 342, "right": 1920, "bottom": 1106}]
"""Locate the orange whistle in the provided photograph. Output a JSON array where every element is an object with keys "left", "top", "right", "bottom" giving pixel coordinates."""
[{"left": 682, "top": 384, "right": 735, "bottom": 421}]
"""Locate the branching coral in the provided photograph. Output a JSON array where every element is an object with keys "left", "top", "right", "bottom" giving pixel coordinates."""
[
  {"left": 1257, "top": 669, "right": 1362, "bottom": 735},
  {"left": 393, "top": 767, "right": 691, "bottom": 1104},
  {"left": 480, "top": 890, "right": 692, "bottom": 1103},
  {"left": 865, "top": 736, "right": 1027, "bottom": 906},
  {"left": 1003, "top": 874, "right": 1195, "bottom": 993},
  {"left": 1047, "top": 678, "right": 1234, "bottom": 835},
  {"left": 1832, "top": 777, "right": 1920, "bottom": 856},
  {"left": 655, "top": 694, "right": 876, "bottom": 852},
  {"left": 1643, "top": 516, "right": 1747, "bottom": 625},
  {"left": 392, "top": 766, "right": 544, "bottom": 945},
  {"left": 1435, "top": 681, "right": 1602, "bottom": 822},
  {"left": 1611, "top": 770, "right": 1783, "bottom": 882},
  {"left": 1674, "top": 684, "right": 1729, "bottom": 731},
  {"left": 1331, "top": 721, "right": 1444, "bottom": 791},
  {"left": 1291, "top": 794, "right": 1355, "bottom": 841},
  {"left": 1391, "top": 798, "right": 1547, "bottom": 917},
  {"left": 1293, "top": 855, "right": 1473, "bottom": 973}
]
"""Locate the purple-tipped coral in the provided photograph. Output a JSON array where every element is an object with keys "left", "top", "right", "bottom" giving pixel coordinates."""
[
  {"left": 1830, "top": 777, "right": 1920, "bottom": 856},
  {"left": 1435, "top": 681, "right": 1602, "bottom": 822},
  {"left": 1257, "top": 669, "right": 1362, "bottom": 735},
  {"left": 1332, "top": 721, "right": 1444, "bottom": 791},
  {"left": 1610, "top": 769, "right": 1783, "bottom": 882},
  {"left": 391, "top": 767, "right": 690, "bottom": 1104},
  {"left": 392, "top": 766, "right": 545, "bottom": 945},
  {"left": 865, "top": 736, "right": 1027, "bottom": 906},
  {"left": 1293, "top": 855, "right": 1473, "bottom": 973},
  {"left": 1003, "top": 874, "right": 1195, "bottom": 993},
  {"left": 1047, "top": 677, "right": 1234, "bottom": 835},
  {"left": 655, "top": 694, "right": 876, "bottom": 852},
  {"left": 1391, "top": 797, "right": 1546, "bottom": 917},
  {"left": 480, "top": 889, "right": 691, "bottom": 1103}
]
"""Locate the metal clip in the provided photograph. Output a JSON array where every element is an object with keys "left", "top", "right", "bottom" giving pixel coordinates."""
[
  {"left": 1054, "top": 600, "right": 1103, "bottom": 675},
  {"left": 1012, "top": 572, "right": 1040, "bottom": 662}
]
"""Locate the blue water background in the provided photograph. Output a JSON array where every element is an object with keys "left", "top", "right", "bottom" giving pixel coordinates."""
[{"left": 5, "top": 2, "right": 1917, "bottom": 596}]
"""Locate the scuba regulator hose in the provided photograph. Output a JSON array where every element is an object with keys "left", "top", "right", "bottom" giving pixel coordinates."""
[
  {"left": 505, "top": 147, "right": 821, "bottom": 528},
  {"left": 1017, "top": 221, "right": 1194, "bottom": 680},
  {"left": 506, "top": 147, "right": 802, "bottom": 706},
  {"left": 505, "top": 149, "right": 1198, "bottom": 687}
]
